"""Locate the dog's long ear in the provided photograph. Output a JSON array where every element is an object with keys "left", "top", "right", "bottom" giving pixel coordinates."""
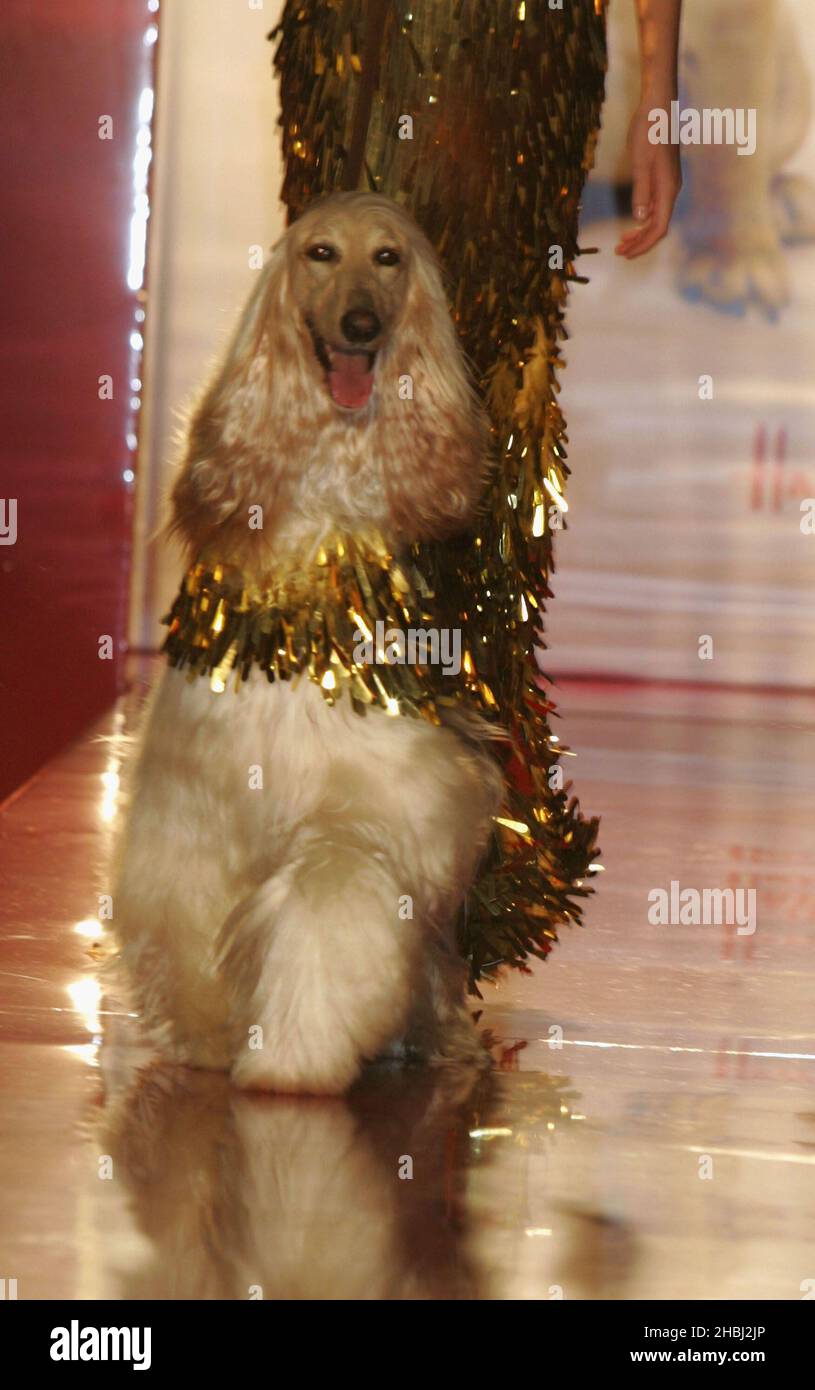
[
  {"left": 375, "top": 235, "right": 491, "bottom": 541},
  {"left": 169, "top": 239, "right": 297, "bottom": 556}
]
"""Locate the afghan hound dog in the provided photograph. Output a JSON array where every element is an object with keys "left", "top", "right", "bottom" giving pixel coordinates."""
[{"left": 114, "top": 192, "right": 503, "bottom": 1095}]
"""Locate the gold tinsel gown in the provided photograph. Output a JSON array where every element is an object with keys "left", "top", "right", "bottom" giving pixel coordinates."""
[{"left": 270, "top": 0, "right": 606, "bottom": 987}]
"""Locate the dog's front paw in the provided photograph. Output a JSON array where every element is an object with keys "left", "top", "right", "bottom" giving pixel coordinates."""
[
  {"left": 406, "top": 1007, "right": 492, "bottom": 1072},
  {"left": 231, "top": 1041, "right": 361, "bottom": 1097},
  {"left": 429, "top": 1028, "right": 493, "bottom": 1073}
]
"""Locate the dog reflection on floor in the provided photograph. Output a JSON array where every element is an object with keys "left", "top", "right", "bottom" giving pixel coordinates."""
[
  {"left": 92, "top": 1028, "right": 642, "bottom": 1300},
  {"left": 97, "top": 1059, "right": 491, "bottom": 1301}
]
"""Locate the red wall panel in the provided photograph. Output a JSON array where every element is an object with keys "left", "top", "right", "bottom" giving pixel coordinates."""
[{"left": 0, "top": 0, "right": 156, "bottom": 801}]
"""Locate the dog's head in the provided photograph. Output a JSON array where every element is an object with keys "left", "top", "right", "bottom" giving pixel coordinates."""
[
  {"left": 171, "top": 192, "right": 491, "bottom": 560},
  {"left": 289, "top": 194, "right": 414, "bottom": 413}
]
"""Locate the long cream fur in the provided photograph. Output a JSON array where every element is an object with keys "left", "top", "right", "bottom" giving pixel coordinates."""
[{"left": 114, "top": 193, "right": 502, "bottom": 1094}]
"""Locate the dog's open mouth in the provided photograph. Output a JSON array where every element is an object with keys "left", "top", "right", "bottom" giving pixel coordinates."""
[{"left": 309, "top": 327, "right": 376, "bottom": 411}]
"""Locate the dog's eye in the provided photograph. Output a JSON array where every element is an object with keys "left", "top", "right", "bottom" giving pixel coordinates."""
[
  {"left": 373, "top": 247, "right": 401, "bottom": 267},
  {"left": 306, "top": 244, "right": 338, "bottom": 263}
]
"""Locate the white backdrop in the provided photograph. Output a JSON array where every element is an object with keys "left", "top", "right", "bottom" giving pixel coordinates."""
[
  {"left": 548, "top": 0, "right": 815, "bottom": 688},
  {"left": 130, "top": 0, "right": 287, "bottom": 647}
]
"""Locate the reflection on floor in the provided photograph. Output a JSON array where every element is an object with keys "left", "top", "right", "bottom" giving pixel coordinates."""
[{"left": 1, "top": 675, "right": 814, "bottom": 1300}]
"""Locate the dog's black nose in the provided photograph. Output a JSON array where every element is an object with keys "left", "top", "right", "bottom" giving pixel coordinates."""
[{"left": 340, "top": 309, "right": 381, "bottom": 344}]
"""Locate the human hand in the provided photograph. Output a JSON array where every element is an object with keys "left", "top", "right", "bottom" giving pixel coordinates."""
[{"left": 615, "top": 101, "right": 683, "bottom": 259}]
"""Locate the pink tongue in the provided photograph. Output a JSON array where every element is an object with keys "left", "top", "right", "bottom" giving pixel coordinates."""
[{"left": 329, "top": 353, "right": 373, "bottom": 410}]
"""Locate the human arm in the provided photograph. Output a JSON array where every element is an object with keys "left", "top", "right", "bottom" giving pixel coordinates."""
[{"left": 615, "top": 0, "right": 683, "bottom": 259}]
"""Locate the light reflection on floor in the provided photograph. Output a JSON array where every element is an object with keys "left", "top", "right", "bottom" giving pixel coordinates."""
[{"left": 0, "top": 676, "right": 813, "bottom": 1299}]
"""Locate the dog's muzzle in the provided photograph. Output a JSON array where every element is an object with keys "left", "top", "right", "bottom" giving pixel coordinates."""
[{"left": 308, "top": 314, "right": 380, "bottom": 412}]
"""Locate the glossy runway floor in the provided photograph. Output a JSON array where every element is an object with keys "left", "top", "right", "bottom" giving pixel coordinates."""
[{"left": 1, "top": 674, "right": 814, "bottom": 1300}]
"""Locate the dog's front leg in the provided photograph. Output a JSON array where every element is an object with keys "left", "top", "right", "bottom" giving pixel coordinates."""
[{"left": 216, "top": 820, "right": 420, "bottom": 1095}]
